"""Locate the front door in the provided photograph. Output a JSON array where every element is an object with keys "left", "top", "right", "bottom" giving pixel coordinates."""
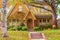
[{"left": 27, "top": 19, "right": 33, "bottom": 31}]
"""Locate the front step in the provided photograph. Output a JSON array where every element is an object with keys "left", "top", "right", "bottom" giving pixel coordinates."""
[{"left": 28, "top": 32, "right": 47, "bottom": 40}]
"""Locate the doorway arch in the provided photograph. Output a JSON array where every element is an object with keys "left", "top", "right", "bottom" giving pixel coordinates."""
[{"left": 27, "top": 19, "right": 34, "bottom": 31}]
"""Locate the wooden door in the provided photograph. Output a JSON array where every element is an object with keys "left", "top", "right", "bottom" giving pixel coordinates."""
[{"left": 27, "top": 19, "right": 33, "bottom": 31}]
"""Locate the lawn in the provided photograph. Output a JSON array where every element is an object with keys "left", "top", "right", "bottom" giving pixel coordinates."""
[
  {"left": 0, "top": 29, "right": 60, "bottom": 40},
  {"left": 42, "top": 29, "right": 60, "bottom": 40}
]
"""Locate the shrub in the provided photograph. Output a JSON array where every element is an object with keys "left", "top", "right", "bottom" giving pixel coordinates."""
[
  {"left": 7, "top": 25, "right": 14, "bottom": 30},
  {"left": 20, "top": 23, "right": 25, "bottom": 26},
  {"left": 58, "top": 26, "right": 60, "bottom": 29},
  {"left": 8, "top": 28, "right": 16, "bottom": 31},
  {"left": 39, "top": 24, "right": 52, "bottom": 30},
  {"left": 22, "top": 26, "right": 27, "bottom": 31},
  {"left": 34, "top": 27, "right": 40, "bottom": 31},
  {"left": 17, "top": 26, "right": 22, "bottom": 31},
  {"left": 8, "top": 25, "right": 27, "bottom": 31},
  {"left": 39, "top": 25, "right": 44, "bottom": 30}
]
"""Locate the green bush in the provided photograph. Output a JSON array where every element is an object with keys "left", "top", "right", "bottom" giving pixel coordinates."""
[
  {"left": 8, "top": 28, "right": 16, "bottom": 31},
  {"left": 20, "top": 23, "right": 25, "bottom": 26},
  {"left": 22, "top": 26, "right": 27, "bottom": 31},
  {"left": 7, "top": 25, "right": 28, "bottom": 31},
  {"left": 7, "top": 26, "right": 14, "bottom": 30},
  {"left": 17, "top": 26, "right": 22, "bottom": 31},
  {"left": 39, "top": 24, "right": 52, "bottom": 30},
  {"left": 58, "top": 26, "right": 60, "bottom": 29},
  {"left": 33, "top": 27, "right": 40, "bottom": 31},
  {"left": 39, "top": 25, "right": 44, "bottom": 30}
]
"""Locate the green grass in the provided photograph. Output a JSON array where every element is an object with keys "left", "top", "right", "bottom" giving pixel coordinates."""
[
  {"left": 42, "top": 29, "right": 60, "bottom": 40},
  {"left": 0, "top": 29, "right": 60, "bottom": 40},
  {"left": 0, "top": 31, "right": 28, "bottom": 40}
]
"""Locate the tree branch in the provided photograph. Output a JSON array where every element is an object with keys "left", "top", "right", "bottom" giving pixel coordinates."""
[
  {"left": 30, "top": 2, "right": 44, "bottom": 5},
  {"left": 44, "top": 0, "right": 52, "bottom": 8},
  {"left": 24, "top": 2, "right": 52, "bottom": 13}
]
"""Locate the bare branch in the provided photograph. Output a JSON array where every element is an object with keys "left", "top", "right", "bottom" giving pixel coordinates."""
[
  {"left": 24, "top": 2, "right": 52, "bottom": 13},
  {"left": 30, "top": 2, "right": 43, "bottom": 5},
  {"left": 44, "top": 0, "right": 52, "bottom": 8}
]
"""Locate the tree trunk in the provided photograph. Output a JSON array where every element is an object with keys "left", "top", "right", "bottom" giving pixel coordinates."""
[
  {"left": 1, "top": 0, "right": 7, "bottom": 37},
  {"left": 51, "top": 0, "right": 57, "bottom": 29}
]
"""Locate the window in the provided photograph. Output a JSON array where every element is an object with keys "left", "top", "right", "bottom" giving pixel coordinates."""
[
  {"left": 47, "top": 19, "right": 49, "bottom": 22},
  {"left": 43, "top": 19, "right": 46, "bottom": 23},
  {"left": 12, "top": 19, "right": 16, "bottom": 22},
  {"left": 18, "top": 6, "right": 22, "bottom": 12},
  {"left": 39, "top": 19, "right": 49, "bottom": 23},
  {"left": 17, "top": 19, "right": 19, "bottom": 22},
  {"left": 40, "top": 20, "right": 42, "bottom": 22}
]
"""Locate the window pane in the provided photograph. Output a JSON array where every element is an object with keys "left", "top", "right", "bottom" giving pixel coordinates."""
[
  {"left": 43, "top": 19, "right": 46, "bottom": 22},
  {"left": 17, "top": 19, "right": 19, "bottom": 22},
  {"left": 47, "top": 19, "right": 49, "bottom": 22},
  {"left": 13, "top": 19, "right": 16, "bottom": 22}
]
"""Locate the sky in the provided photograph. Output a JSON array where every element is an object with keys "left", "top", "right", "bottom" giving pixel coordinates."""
[
  {"left": 58, "top": 5, "right": 60, "bottom": 9},
  {"left": 57, "top": 5, "right": 60, "bottom": 19}
]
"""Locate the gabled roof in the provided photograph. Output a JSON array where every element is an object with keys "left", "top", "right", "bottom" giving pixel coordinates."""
[
  {"left": 35, "top": 14, "right": 52, "bottom": 18},
  {"left": 7, "top": 2, "right": 29, "bottom": 20},
  {"left": 7, "top": 2, "right": 52, "bottom": 19},
  {"left": 23, "top": 11, "right": 36, "bottom": 20},
  {"left": 7, "top": 4, "right": 16, "bottom": 18},
  {"left": 33, "top": 0, "right": 48, "bottom": 5}
]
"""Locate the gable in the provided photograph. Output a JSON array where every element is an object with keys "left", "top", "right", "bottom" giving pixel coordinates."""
[
  {"left": 23, "top": 11, "right": 36, "bottom": 20},
  {"left": 7, "top": 3, "right": 29, "bottom": 19},
  {"left": 7, "top": 2, "right": 52, "bottom": 20}
]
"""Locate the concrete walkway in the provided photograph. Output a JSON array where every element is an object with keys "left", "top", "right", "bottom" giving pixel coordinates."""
[{"left": 28, "top": 32, "right": 47, "bottom": 40}]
